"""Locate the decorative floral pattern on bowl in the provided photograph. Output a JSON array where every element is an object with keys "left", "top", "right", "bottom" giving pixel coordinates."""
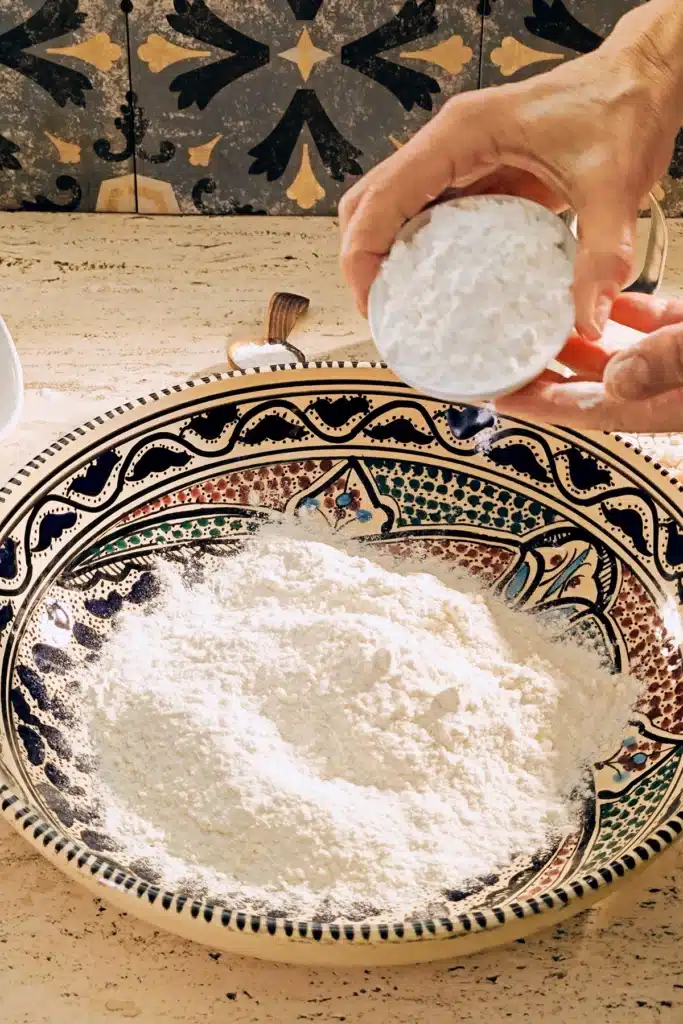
[{"left": 0, "top": 363, "right": 682, "bottom": 965}]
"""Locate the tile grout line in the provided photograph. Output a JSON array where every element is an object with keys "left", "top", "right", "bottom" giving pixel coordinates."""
[
  {"left": 477, "top": 2, "right": 486, "bottom": 90},
  {"left": 122, "top": 0, "right": 139, "bottom": 214}
]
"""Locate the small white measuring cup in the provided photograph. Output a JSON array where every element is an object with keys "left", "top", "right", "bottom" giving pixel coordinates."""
[
  {"left": 368, "top": 191, "right": 667, "bottom": 403},
  {"left": 368, "top": 194, "right": 577, "bottom": 403},
  {"left": 0, "top": 315, "right": 22, "bottom": 441}
]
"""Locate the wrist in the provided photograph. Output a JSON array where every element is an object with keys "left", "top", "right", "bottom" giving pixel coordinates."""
[{"left": 606, "top": 1, "right": 683, "bottom": 120}]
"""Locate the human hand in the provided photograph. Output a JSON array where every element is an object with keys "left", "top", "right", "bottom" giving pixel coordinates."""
[
  {"left": 495, "top": 293, "right": 683, "bottom": 432},
  {"left": 339, "top": 7, "right": 681, "bottom": 341}
]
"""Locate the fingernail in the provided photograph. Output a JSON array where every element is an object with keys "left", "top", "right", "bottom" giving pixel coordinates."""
[
  {"left": 603, "top": 353, "right": 650, "bottom": 399},
  {"left": 594, "top": 294, "right": 613, "bottom": 335},
  {"left": 578, "top": 294, "right": 613, "bottom": 342}
]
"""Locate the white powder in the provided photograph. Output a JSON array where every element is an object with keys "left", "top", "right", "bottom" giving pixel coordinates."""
[
  {"left": 83, "top": 522, "right": 640, "bottom": 920},
  {"left": 372, "top": 197, "right": 575, "bottom": 400},
  {"left": 231, "top": 341, "right": 300, "bottom": 369}
]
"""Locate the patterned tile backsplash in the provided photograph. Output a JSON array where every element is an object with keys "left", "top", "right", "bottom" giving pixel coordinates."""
[{"left": 0, "top": 0, "right": 680, "bottom": 215}]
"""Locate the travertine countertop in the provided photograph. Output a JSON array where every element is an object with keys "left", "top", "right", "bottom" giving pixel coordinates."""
[{"left": 0, "top": 213, "right": 682, "bottom": 1024}]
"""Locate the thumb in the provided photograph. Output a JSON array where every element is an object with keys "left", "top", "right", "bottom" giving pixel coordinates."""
[
  {"left": 603, "top": 323, "right": 683, "bottom": 400},
  {"left": 571, "top": 195, "right": 637, "bottom": 341}
]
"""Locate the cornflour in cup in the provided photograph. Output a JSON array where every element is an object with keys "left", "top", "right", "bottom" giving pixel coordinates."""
[{"left": 368, "top": 195, "right": 576, "bottom": 403}]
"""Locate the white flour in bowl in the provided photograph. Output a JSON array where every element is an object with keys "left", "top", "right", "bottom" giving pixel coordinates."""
[
  {"left": 82, "top": 522, "right": 640, "bottom": 919},
  {"left": 371, "top": 196, "right": 575, "bottom": 401}
]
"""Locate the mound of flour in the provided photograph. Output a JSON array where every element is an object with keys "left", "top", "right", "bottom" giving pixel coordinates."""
[
  {"left": 373, "top": 197, "right": 575, "bottom": 399},
  {"left": 83, "top": 523, "right": 639, "bottom": 919}
]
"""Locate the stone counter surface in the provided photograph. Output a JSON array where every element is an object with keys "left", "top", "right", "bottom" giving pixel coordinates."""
[{"left": 0, "top": 214, "right": 681, "bottom": 1023}]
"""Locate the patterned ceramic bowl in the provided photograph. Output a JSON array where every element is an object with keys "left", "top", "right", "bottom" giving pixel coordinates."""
[{"left": 0, "top": 364, "right": 682, "bottom": 967}]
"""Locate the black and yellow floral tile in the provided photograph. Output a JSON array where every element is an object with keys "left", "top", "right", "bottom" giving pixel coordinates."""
[
  {"left": 480, "top": 0, "right": 683, "bottom": 216},
  {"left": 0, "top": 0, "right": 136, "bottom": 212},
  {"left": 0, "top": 1, "right": 680, "bottom": 217},
  {"left": 0, "top": 0, "right": 482, "bottom": 214},
  {"left": 126, "top": 0, "right": 481, "bottom": 214}
]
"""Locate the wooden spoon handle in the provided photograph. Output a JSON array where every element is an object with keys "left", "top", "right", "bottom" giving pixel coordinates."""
[
  {"left": 265, "top": 292, "right": 310, "bottom": 343},
  {"left": 227, "top": 292, "right": 310, "bottom": 370}
]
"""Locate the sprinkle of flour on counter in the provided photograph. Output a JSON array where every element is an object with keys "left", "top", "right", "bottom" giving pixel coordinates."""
[
  {"left": 373, "top": 196, "right": 575, "bottom": 399},
  {"left": 230, "top": 341, "right": 300, "bottom": 369},
  {"left": 83, "top": 522, "right": 640, "bottom": 919}
]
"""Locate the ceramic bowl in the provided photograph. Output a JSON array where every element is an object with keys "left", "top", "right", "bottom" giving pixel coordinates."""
[
  {"left": 0, "top": 364, "right": 682, "bottom": 967},
  {"left": 0, "top": 315, "right": 23, "bottom": 441}
]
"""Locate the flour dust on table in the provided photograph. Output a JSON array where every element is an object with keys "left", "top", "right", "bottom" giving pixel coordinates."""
[{"left": 80, "top": 519, "right": 641, "bottom": 920}]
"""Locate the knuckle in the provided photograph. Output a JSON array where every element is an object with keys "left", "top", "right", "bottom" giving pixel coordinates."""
[
  {"left": 669, "top": 329, "right": 683, "bottom": 383},
  {"left": 657, "top": 296, "right": 683, "bottom": 325},
  {"left": 360, "top": 180, "right": 390, "bottom": 206},
  {"left": 642, "top": 326, "right": 683, "bottom": 394},
  {"left": 340, "top": 243, "right": 366, "bottom": 277},
  {"left": 338, "top": 185, "right": 361, "bottom": 220},
  {"left": 610, "top": 241, "right": 635, "bottom": 284},
  {"left": 339, "top": 240, "right": 356, "bottom": 270},
  {"left": 338, "top": 192, "right": 351, "bottom": 218}
]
